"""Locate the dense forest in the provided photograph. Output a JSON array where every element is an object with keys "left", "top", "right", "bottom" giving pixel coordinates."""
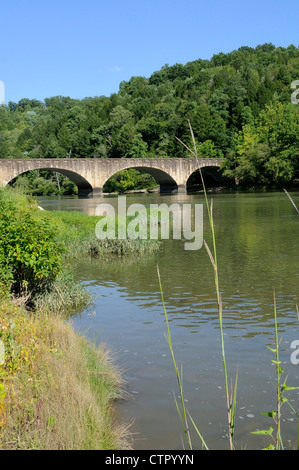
[{"left": 0, "top": 43, "right": 299, "bottom": 192}]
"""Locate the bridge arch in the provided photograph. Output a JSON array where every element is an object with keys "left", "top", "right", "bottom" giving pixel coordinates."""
[
  {"left": 102, "top": 165, "right": 179, "bottom": 194},
  {"left": 186, "top": 164, "right": 227, "bottom": 192},
  {"left": 5, "top": 165, "right": 93, "bottom": 197},
  {"left": 3, "top": 159, "right": 93, "bottom": 196}
]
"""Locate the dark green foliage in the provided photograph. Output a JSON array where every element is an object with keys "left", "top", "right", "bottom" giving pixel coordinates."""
[
  {"left": 1, "top": 44, "right": 299, "bottom": 189},
  {"left": 0, "top": 190, "right": 64, "bottom": 297},
  {"left": 11, "top": 170, "right": 78, "bottom": 196},
  {"left": 103, "top": 169, "right": 156, "bottom": 193},
  {"left": 222, "top": 101, "right": 299, "bottom": 187}
]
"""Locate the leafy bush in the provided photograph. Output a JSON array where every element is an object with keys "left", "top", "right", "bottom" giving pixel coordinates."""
[{"left": 0, "top": 190, "right": 64, "bottom": 299}]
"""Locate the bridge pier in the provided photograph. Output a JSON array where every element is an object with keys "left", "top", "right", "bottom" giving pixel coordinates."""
[
  {"left": 176, "top": 184, "right": 187, "bottom": 194},
  {"left": 160, "top": 184, "right": 187, "bottom": 194},
  {"left": 91, "top": 187, "right": 104, "bottom": 198},
  {"left": 78, "top": 187, "right": 103, "bottom": 198},
  {"left": 78, "top": 188, "right": 92, "bottom": 198}
]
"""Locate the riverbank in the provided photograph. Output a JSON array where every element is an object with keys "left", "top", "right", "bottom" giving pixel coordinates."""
[
  {"left": 0, "top": 187, "right": 161, "bottom": 449},
  {"left": 0, "top": 298, "right": 131, "bottom": 450}
]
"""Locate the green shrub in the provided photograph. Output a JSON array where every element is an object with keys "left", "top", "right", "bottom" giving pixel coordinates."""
[{"left": 0, "top": 191, "right": 64, "bottom": 298}]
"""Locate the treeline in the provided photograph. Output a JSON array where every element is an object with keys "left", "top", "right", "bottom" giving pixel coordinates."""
[{"left": 1, "top": 43, "right": 299, "bottom": 188}]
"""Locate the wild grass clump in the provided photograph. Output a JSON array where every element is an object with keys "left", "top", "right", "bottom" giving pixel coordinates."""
[
  {"left": 45, "top": 209, "right": 161, "bottom": 260},
  {"left": 0, "top": 299, "right": 131, "bottom": 450},
  {"left": 33, "top": 270, "right": 91, "bottom": 316}
]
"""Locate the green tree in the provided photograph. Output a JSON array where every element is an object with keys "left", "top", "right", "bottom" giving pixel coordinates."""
[
  {"left": 222, "top": 101, "right": 299, "bottom": 186},
  {"left": 127, "top": 134, "right": 148, "bottom": 158}
]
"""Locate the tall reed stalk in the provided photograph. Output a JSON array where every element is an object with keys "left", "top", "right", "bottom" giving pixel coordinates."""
[
  {"left": 178, "top": 120, "right": 238, "bottom": 449},
  {"left": 157, "top": 121, "right": 237, "bottom": 450},
  {"left": 283, "top": 189, "right": 299, "bottom": 216},
  {"left": 157, "top": 266, "right": 206, "bottom": 450},
  {"left": 157, "top": 143, "right": 299, "bottom": 449}
]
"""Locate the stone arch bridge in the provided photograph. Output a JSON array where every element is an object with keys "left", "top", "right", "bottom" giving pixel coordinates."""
[{"left": 0, "top": 158, "right": 224, "bottom": 197}]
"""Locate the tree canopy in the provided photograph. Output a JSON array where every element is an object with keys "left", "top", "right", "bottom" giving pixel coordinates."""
[{"left": 1, "top": 43, "right": 299, "bottom": 188}]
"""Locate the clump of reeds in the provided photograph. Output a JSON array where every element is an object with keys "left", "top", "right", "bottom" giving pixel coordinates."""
[
  {"left": 33, "top": 270, "right": 91, "bottom": 316},
  {"left": 43, "top": 209, "right": 161, "bottom": 260}
]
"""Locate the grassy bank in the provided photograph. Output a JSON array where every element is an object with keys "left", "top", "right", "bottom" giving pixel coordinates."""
[
  {"left": 0, "top": 186, "right": 162, "bottom": 449},
  {"left": 0, "top": 300, "right": 131, "bottom": 450},
  {"left": 46, "top": 208, "right": 161, "bottom": 260}
]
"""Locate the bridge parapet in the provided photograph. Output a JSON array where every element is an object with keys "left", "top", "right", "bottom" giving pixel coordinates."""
[{"left": 0, "top": 157, "right": 224, "bottom": 196}]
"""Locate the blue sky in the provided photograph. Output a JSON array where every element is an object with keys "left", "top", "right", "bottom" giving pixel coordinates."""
[{"left": 1, "top": 0, "right": 298, "bottom": 103}]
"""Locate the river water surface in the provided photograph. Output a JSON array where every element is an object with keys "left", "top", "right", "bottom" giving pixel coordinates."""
[{"left": 39, "top": 191, "right": 299, "bottom": 450}]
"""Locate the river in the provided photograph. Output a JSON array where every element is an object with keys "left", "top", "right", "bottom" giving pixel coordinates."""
[{"left": 38, "top": 190, "right": 299, "bottom": 450}]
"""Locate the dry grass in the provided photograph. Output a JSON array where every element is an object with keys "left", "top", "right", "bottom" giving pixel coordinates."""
[{"left": 0, "top": 302, "right": 132, "bottom": 450}]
